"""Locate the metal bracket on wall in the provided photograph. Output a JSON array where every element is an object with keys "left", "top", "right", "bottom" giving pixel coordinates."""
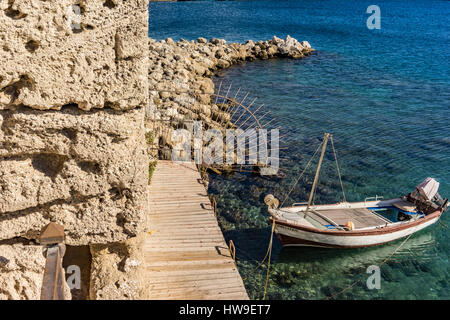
[{"left": 40, "top": 222, "right": 66, "bottom": 300}]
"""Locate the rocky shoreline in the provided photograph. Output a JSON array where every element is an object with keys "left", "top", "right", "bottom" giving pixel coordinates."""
[{"left": 146, "top": 35, "right": 313, "bottom": 157}]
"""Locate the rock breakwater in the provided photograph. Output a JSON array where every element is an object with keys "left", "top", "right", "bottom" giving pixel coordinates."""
[{"left": 147, "top": 35, "right": 313, "bottom": 156}]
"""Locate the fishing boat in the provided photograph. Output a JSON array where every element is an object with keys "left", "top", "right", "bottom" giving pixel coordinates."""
[{"left": 264, "top": 133, "right": 448, "bottom": 248}]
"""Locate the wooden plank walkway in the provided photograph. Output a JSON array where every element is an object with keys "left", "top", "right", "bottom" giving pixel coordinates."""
[{"left": 144, "top": 160, "right": 249, "bottom": 300}]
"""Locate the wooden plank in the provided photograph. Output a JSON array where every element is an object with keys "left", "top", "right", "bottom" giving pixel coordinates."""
[
  {"left": 148, "top": 234, "right": 225, "bottom": 241},
  {"left": 145, "top": 243, "right": 227, "bottom": 250},
  {"left": 149, "top": 209, "right": 214, "bottom": 215},
  {"left": 146, "top": 262, "right": 237, "bottom": 273},
  {"left": 146, "top": 258, "right": 233, "bottom": 268},
  {"left": 147, "top": 252, "right": 232, "bottom": 261},
  {"left": 149, "top": 283, "right": 247, "bottom": 295},
  {"left": 144, "top": 160, "right": 248, "bottom": 300},
  {"left": 149, "top": 202, "right": 212, "bottom": 208},
  {"left": 145, "top": 265, "right": 241, "bottom": 277},
  {"left": 148, "top": 288, "right": 249, "bottom": 300},
  {"left": 149, "top": 210, "right": 215, "bottom": 216},
  {"left": 145, "top": 247, "right": 227, "bottom": 253},
  {"left": 149, "top": 215, "right": 218, "bottom": 222},
  {"left": 146, "top": 270, "right": 240, "bottom": 283},
  {"left": 149, "top": 215, "right": 218, "bottom": 221},
  {"left": 148, "top": 230, "right": 222, "bottom": 235}
]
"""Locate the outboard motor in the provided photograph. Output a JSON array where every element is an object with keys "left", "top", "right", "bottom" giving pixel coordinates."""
[
  {"left": 407, "top": 178, "right": 448, "bottom": 214},
  {"left": 433, "top": 192, "right": 448, "bottom": 211}
]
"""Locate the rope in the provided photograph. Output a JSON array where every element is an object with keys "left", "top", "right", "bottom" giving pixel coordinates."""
[
  {"left": 240, "top": 223, "right": 275, "bottom": 281},
  {"left": 280, "top": 141, "right": 323, "bottom": 207},
  {"left": 439, "top": 219, "right": 448, "bottom": 229},
  {"left": 324, "top": 232, "right": 414, "bottom": 300},
  {"left": 330, "top": 136, "right": 346, "bottom": 202},
  {"left": 235, "top": 220, "right": 276, "bottom": 300},
  {"left": 263, "top": 220, "right": 276, "bottom": 300}
]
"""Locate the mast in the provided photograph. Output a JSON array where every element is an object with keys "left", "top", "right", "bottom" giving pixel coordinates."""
[{"left": 304, "top": 132, "right": 330, "bottom": 217}]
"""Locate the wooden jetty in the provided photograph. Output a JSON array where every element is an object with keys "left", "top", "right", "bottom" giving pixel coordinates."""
[{"left": 144, "top": 160, "right": 249, "bottom": 300}]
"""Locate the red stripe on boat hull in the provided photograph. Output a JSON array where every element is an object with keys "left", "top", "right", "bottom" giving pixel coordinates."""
[{"left": 276, "top": 233, "right": 406, "bottom": 248}]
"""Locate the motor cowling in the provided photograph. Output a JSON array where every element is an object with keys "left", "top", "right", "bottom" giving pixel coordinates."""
[{"left": 408, "top": 178, "right": 448, "bottom": 213}]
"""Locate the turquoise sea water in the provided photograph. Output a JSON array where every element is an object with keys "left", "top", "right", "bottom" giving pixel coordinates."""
[{"left": 149, "top": 0, "right": 449, "bottom": 299}]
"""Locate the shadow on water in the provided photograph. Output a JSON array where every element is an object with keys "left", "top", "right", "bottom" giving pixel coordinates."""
[
  {"left": 277, "top": 229, "right": 437, "bottom": 267},
  {"left": 222, "top": 227, "right": 279, "bottom": 264}
]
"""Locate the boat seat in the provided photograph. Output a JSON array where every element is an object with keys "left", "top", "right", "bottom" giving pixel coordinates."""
[
  {"left": 392, "top": 200, "right": 417, "bottom": 212},
  {"left": 280, "top": 211, "right": 326, "bottom": 229}
]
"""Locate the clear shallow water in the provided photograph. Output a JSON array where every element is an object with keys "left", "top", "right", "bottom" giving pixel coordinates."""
[{"left": 149, "top": 0, "right": 450, "bottom": 299}]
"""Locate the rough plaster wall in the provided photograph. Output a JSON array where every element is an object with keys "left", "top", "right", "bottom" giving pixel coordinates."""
[
  {"left": 0, "top": 0, "right": 150, "bottom": 299},
  {"left": 0, "top": 243, "right": 72, "bottom": 300},
  {"left": 0, "top": 0, "right": 149, "bottom": 111},
  {"left": 0, "top": 244, "right": 45, "bottom": 300},
  {"left": 89, "top": 233, "right": 148, "bottom": 300},
  {"left": 0, "top": 0, "right": 149, "bottom": 244},
  {"left": 0, "top": 106, "right": 149, "bottom": 245}
]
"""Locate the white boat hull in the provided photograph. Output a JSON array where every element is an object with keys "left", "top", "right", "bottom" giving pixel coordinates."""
[{"left": 274, "top": 215, "right": 440, "bottom": 248}]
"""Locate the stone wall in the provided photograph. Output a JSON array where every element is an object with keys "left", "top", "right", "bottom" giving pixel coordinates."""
[
  {"left": 89, "top": 233, "right": 148, "bottom": 300},
  {"left": 0, "top": 0, "right": 148, "bottom": 111},
  {"left": 0, "top": 0, "right": 149, "bottom": 299},
  {"left": 0, "top": 243, "right": 46, "bottom": 300}
]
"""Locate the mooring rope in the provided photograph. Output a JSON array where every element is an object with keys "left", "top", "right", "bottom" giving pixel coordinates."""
[
  {"left": 438, "top": 219, "right": 448, "bottom": 229},
  {"left": 262, "top": 220, "right": 276, "bottom": 300},
  {"left": 240, "top": 220, "right": 276, "bottom": 280},
  {"left": 324, "top": 232, "right": 414, "bottom": 300}
]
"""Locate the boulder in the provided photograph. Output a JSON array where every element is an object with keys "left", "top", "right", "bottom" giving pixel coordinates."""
[{"left": 210, "top": 38, "right": 227, "bottom": 46}]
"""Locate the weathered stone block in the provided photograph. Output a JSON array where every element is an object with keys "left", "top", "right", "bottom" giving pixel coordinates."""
[
  {"left": 0, "top": 0, "right": 149, "bottom": 111},
  {"left": 89, "top": 234, "right": 148, "bottom": 300},
  {"left": 0, "top": 244, "right": 45, "bottom": 300},
  {"left": 0, "top": 107, "right": 149, "bottom": 245},
  {"left": 0, "top": 243, "right": 72, "bottom": 300}
]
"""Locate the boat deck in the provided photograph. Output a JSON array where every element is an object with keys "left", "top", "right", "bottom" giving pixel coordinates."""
[
  {"left": 144, "top": 160, "right": 249, "bottom": 300},
  {"left": 309, "top": 208, "right": 389, "bottom": 229}
]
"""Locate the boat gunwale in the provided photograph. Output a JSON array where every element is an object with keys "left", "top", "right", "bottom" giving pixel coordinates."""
[{"left": 269, "top": 209, "right": 442, "bottom": 237}]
